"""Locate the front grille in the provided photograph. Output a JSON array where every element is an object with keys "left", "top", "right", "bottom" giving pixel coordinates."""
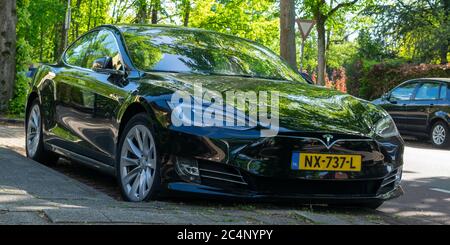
[{"left": 198, "top": 161, "right": 248, "bottom": 188}]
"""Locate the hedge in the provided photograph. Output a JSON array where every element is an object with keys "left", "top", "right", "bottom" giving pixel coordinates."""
[{"left": 346, "top": 60, "right": 450, "bottom": 100}]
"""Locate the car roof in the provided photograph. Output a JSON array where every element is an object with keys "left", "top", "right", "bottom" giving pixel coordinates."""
[
  {"left": 407, "top": 78, "right": 450, "bottom": 83},
  {"left": 108, "top": 24, "right": 259, "bottom": 44}
]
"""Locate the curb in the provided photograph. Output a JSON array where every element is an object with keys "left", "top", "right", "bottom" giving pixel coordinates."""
[{"left": 0, "top": 117, "right": 24, "bottom": 125}]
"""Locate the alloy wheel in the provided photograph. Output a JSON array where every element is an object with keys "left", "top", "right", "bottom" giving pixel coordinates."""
[
  {"left": 432, "top": 124, "right": 446, "bottom": 146},
  {"left": 120, "top": 125, "right": 157, "bottom": 202},
  {"left": 27, "top": 104, "right": 41, "bottom": 158}
]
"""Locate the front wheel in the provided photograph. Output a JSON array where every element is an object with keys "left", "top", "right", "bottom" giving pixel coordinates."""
[
  {"left": 430, "top": 121, "right": 449, "bottom": 148},
  {"left": 117, "top": 113, "right": 161, "bottom": 202}
]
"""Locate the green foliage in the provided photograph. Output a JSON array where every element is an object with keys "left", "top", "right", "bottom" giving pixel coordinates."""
[
  {"left": 9, "top": 0, "right": 448, "bottom": 116},
  {"left": 367, "top": 0, "right": 450, "bottom": 64},
  {"left": 190, "top": 0, "right": 280, "bottom": 52}
]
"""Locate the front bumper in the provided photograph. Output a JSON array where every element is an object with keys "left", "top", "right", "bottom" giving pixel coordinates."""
[
  {"left": 164, "top": 182, "right": 404, "bottom": 203},
  {"left": 160, "top": 130, "right": 404, "bottom": 203}
]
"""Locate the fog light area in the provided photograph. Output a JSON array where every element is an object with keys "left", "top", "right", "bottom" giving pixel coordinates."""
[{"left": 175, "top": 157, "right": 201, "bottom": 183}]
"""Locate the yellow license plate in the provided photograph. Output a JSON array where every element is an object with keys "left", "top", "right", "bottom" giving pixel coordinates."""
[{"left": 291, "top": 152, "right": 362, "bottom": 172}]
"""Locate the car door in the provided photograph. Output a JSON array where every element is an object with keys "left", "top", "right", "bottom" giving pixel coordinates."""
[
  {"left": 52, "top": 29, "right": 129, "bottom": 165},
  {"left": 382, "top": 82, "right": 418, "bottom": 132},
  {"left": 404, "top": 81, "right": 442, "bottom": 134},
  {"left": 48, "top": 31, "right": 99, "bottom": 158}
]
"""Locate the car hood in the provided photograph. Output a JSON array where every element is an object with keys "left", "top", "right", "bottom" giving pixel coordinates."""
[{"left": 140, "top": 72, "right": 384, "bottom": 137}]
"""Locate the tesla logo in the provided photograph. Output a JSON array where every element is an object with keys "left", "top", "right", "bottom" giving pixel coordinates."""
[{"left": 323, "top": 134, "right": 334, "bottom": 146}]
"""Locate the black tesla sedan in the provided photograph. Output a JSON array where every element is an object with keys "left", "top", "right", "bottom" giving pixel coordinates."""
[
  {"left": 373, "top": 78, "right": 450, "bottom": 148},
  {"left": 25, "top": 25, "right": 403, "bottom": 208}
]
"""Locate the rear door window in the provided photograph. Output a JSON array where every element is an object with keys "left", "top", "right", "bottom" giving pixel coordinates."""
[
  {"left": 64, "top": 31, "right": 98, "bottom": 69},
  {"left": 414, "top": 82, "right": 441, "bottom": 100}
]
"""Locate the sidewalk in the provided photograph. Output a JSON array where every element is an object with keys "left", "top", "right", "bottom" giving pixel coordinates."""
[{"left": 0, "top": 124, "right": 406, "bottom": 225}]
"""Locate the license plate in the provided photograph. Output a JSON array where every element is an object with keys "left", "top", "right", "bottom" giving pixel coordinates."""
[{"left": 291, "top": 152, "right": 362, "bottom": 172}]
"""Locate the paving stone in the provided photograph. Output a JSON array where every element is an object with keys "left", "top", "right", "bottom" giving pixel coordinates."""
[
  {"left": 44, "top": 208, "right": 111, "bottom": 224},
  {"left": 0, "top": 211, "right": 48, "bottom": 225},
  {"left": 0, "top": 148, "right": 113, "bottom": 202},
  {"left": 294, "top": 211, "right": 353, "bottom": 225},
  {"left": 100, "top": 209, "right": 186, "bottom": 224}
]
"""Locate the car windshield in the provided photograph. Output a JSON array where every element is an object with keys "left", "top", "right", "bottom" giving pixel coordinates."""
[{"left": 121, "top": 26, "right": 305, "bottom": 82}]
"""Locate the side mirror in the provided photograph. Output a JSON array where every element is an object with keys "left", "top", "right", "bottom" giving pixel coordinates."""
[
  {"left": 382, "top": 93, "right": 392, "bottom": 101},
  {"left": 92, "top": 57, "right": 125, "bottom": 76},
  {"left": 92, "top": 57, "right": 112, "bottom": 70}
]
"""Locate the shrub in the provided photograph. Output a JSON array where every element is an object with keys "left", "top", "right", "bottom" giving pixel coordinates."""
[{"left": 346, "top": 59, "right": 450, "bottom": 100}]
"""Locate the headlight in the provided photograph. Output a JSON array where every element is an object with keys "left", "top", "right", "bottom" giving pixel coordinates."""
[{"left": 374, "top": 115, "right": 399, "bottom": 138}]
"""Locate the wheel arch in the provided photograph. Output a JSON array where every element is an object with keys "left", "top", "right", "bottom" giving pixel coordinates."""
[
  {"left": 116, "top": 97, "right": 165, "bottom": 147},
  {"left": 25, "top": 91, "right": 40, "bottom": 125},
  {"left": 428, "top": 113, "right": 449, "bottom": 133}
]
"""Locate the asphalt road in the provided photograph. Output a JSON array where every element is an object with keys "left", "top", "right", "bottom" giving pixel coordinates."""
[{"left": 380, "top": 139, "right": 450, "bottom": 224}]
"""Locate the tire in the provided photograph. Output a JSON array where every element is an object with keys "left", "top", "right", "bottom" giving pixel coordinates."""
[
  {"left": 116, "top": 113, "right": 161, "bottom": 202},
  {"left": 25, "top": 99, "right": 59, "bottom": 164},
  {"left": 430, "top": 121, "right": 450, "bottom": 148}
]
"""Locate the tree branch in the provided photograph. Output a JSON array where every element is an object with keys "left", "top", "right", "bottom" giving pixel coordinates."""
[{"left": 327, "top": 0, "right": 359, "bottom": 17}]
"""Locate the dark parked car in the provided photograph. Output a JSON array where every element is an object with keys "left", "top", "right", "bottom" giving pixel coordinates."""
[
  {"left": 373, "top": 78, "right": 450, "bottom": 147},
  {"left": 26, "top": 25, "right": 403, "bottom": 208}
]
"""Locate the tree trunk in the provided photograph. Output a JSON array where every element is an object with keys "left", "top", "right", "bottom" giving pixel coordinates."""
[
  {"left": 280, "top": 0, "right": 297, "bottom": 70},
  {"left": 441, "top": 0, "right": 450, "bottom": 64},
  {"left": 151, "top": 0, "right": 160, "bottom": 24},
  {"left": 87, "top": 0, "right": 92, "bottom": 29},
  {"left": 316, "top": 15, "right": 326, "bottom": 85},
  {"left": 183, "top": 0, "right": 191, "bottom": 27},
  {"left": 75, "top": 0, "right": 82, "bottom": 38},
  {"left": 326, "top": 0, "right": 334, "bottom": 51},
  {"left": 440, "top": 43, "right": 448, "bottom": 64},
  {"left": 136, "top": 0, "right": 148, "bottom": 24},
  {"left": 0, "top": 0, "right": 17, "bottom": 112},
  {"left": 55, "top": 23, "right": 63, "bottom": 61}
]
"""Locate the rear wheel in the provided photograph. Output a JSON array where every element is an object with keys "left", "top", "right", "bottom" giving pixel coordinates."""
[
  {"left": 430, "top": 121, "right": 449, "bottom": 148},
  {"left": 26, "top": 99, "right": 59, "bottom": 164},
  {"left": 117, "top": 113, "right": 161, "bottom": 202}
]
